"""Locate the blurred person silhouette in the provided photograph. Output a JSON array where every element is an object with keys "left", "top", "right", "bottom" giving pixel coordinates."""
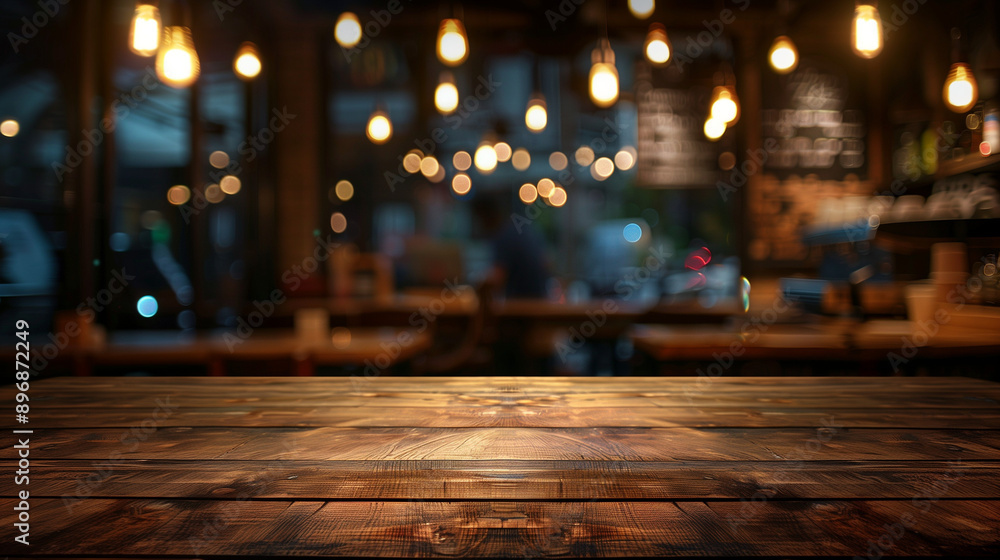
[{"left": 471, "top": 192, "right": 550, "bottom": 299}]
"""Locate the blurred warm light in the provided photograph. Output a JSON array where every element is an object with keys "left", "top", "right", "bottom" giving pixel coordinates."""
[
  {"left": 768, "top": 36, "right": 798, "bottom": 74},
  {"left": 366, "top": 110, "right": 392, "bottom": 144},
  {"left": 403, "top": 151, "right": 423, "bottom": 173},
  {"left": 209, "top": 151, "right": 229, "bottom": 168},
  {"left": 234, "top": 42, "right": 262, "bottom": 80},
  {"left": 719, "top": 151, "right": 736, "bottom": 170},
  {"left": 644, "top": 24, "right": 671, "bottom": 65},
  {"left": 220, "top": 175, "right": 241, "bottom": 195},
  {"left": 594, "top": 157, "right": 614, "bottom": 179},
  {"left": 704, "top": 117, "right": 726, "bottom": 140},
  {"left": 335, "top": 12, "right": 363, "bottom": 48},
  {"left": 710, "top": 86, "right": 739, "bottom": 124},
  {"left": 944, "top": 62, "right": 978, "bottom": 113},
  {"left": 205, "top": 183, "right": 224, "bottom": 204},
  {"left": 429, "top": 162, "right": 446, "bottom": 183},
  {"left": 156, "top": 27, "right": 200, "bottom": 88},
  {"left": 452, "top": 173, "right": 472, "bottom": 195},
  {"left": 129, "top": 3, "right": 161, "bottom": 57},
  {"left": 331, "top": 327, "right": 352, "bottom": 349},
  {"left": 629, "top": 0, "right": 655, "bottom": 19},
  {"left": 0, "top": 119, "right": 19, "bottom": 137},
  {"left": 474, "top": 142, "right": 498, "bottom": 173},
  {"left": 511, "top": 148, "right": 531, "bottom": 171},
  {"left": 549, "top": 186, "right": 567, "bottom": 207},
  {"left": 420, "top": 156, "right": 440, "bottom": 178},
  {"left": 330, "top": 212, "right": 347, "bottom": 233},
  {"left": 549, "top": 152, "right": 568, "bottom": 171},
  {"left": 525, "top": 96, "right": 547, "bottom": 132},
  {"left": 575, "top": 146, "right": 595, "bottom": 166},
  {"left": 589, "top": 39, "right": 618, "bottom": 108},
  {"left": 335, "top": 180, "right": 354, "bottom": 201},
  {"left": 437, "top": 18, "right": 468, "bottom": 66},
  {"left": 494, "top": 142, "right": 512, "bottom": 162},
  {"left": 852, "top": 4, "right": 883, "bottom": 59},
  {"left": 166, "top": 185, "right": 191, "bottom": 205},
  {"left": 453, "top": 151, "right": 472, "bottom": 171},
  {"left": 537, "top": 178, "right": 555, "bottom": 198},
  {"left": 519, "top": 183, "right": 538, "bottom": 204},
  {"left": 614, "top": 149, "right": 635, "bottom": 170},
  {"left": 435, "top": 72, "right": 459, "bottom": 115}
]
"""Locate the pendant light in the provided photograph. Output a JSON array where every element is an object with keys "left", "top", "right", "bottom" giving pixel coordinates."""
[
  {"left": 366, "top": 107, "right": 393, "bottom": 144},
  {"left": 435, "top": 72, "right": 459, "bottom": 115},
  {"left": 129, "top": 2, "right": 161, "bottom": 57},
  {"left": 233, "top": 42, "right": 262, "bottom": 80},
  {"left": 644, "top": 23, "right": 671, "bottom": 66},
  {"left": 525, "top": 94, "right": 547, "bottom": 132},
  {"left": 852, "top": 2, "right": 884, "bottom": 59},
  {"left": 589, "top": 38, "right": 619, "bottom": 108},
  {"left": 943, "top": 28, "right": 979, "bottom": 114},
  {"left": 156, "top": 26, "right": 200, "bottom": 88},
  {"left": 768, "top": 36, "right": 798, "bottom": 74},
  {"left": 437, "top": 18, "right": 469, "bottom": 66}
]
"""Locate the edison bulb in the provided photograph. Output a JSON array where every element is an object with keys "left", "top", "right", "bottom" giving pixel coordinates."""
[
  {"left": 852, "top": 4, "right": 883, "bottom": 59},
  {"left": 768, "top": 36, "right": 798, "bottom": 74},
  {"left": 129, "top": 3, "right": 161, "bottom": 57},
  {"left": 474, "top": 142, "right": 498, "bottom": 173},
  {"left": 435, "top": 73, "right": 459, "bottom": 115},
  {"left": 943, "top": 62, "right": 979, "bottom": 113},
  {"left": 233, "top": 42, "right": 262, "bottom": 80},
  {"left": 335, "top": 12, "right": 363, "bottom": 48},
  {"left": 366, "top": 111, "right": 392, "bottom": 144},
  {"left": 704, "top": 117, "right": 726, "bottom": 140},
  {"left": 437, "top": 19, "right": 468, "bottom": 66},
  {"left": 628, "top": 0, "right": 655, "bottom": 19},
  {"left": 589, "top": 62, "right": 619, "bottom": 108},
  {"left": 525, "top": 96, "right": 547, "bottom": 132},
  {"left": 156, "top": 26, "right": 200, "bottom": 88},
  {"left": 710, "top": 86, "right": 740, "bottom": 124},
  {"left": 644, "top": 24, "right": 671, "bottom": 65}
]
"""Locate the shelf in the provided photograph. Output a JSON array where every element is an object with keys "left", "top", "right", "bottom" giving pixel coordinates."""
[
  {"left": 936, "top": 151, "right": 1000, "bottom": 178},
  {"left": 874, "top": 217, "right": 1000, "bottom": 250}
]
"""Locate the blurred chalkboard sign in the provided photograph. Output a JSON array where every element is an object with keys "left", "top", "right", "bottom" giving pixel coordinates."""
[
  {"left": 761, "top": 63, "right": 868, "bottom": 180},
  {"left": 636, "top": 80, "right": 720, "bottom": 188}
]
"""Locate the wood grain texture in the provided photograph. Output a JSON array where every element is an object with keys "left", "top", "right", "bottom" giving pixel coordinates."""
[{"left": 0, "top": 376, "right": 997, "bottom": 558}]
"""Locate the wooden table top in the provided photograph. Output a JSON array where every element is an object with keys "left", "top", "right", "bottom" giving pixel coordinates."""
[{"left": 2, "top": 376, "right": 999, "bottom": 558}]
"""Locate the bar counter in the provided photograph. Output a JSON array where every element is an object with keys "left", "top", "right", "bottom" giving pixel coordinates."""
[{"left": 2, "top": 376, "right": 998, "bottom": 558}]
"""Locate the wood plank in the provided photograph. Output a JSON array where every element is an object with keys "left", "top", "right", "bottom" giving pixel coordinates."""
[
  {"left": 2, "top": 427, "right": 996, "bottom": 462},
  {"left": 2, "top": 498, "right": 996, "bottom": 557},
  {"left": 6, "top": 459, "right": 997, "bottom": 501},
  {"left": 7, "top": 406, "right": 999, "bottom": 429}
]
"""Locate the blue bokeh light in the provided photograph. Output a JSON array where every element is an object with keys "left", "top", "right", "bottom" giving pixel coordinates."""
[
  {"left": 137, "top": 296, "right": 158, "bottom": 318},
  {"left": 623, "top": 223, "right": 642, "bottom": 243}
]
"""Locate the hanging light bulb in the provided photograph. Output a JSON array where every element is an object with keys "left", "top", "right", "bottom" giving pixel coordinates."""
[
  {"left": 710, "top": 85, "right": 740, "bottom": 125},
  {"left": 474, "top": 141, "right": 498, "bottom": 173},
  {"left": 851, "top": 3, "right": 883, "bottom": 59},
  {"left": 366, "top": 109, "right": 392, "bottom": 144},
  {"left": 768, "top": 36, "right": 798, "bottom": 74},
  {"left": 437, "top": 18, "right": 468, "bottom": 66},
  {"left": 944, "top": 63, "right": 979, "bottom": 113},
  {"left": 525, "top": 94, "right": 547, "bottom": 132},
  {"left": 156, "top": 26, "right": 200, "bottom": 88},
  {"left": 129, "top": 3, "right": 161, "bottom": 57},
  {"left": 704, "top": 117, "right": 726, "bottom": 140},
  {"left": 335, "top": 12, "right": 363, "bottom": 48},
  {"left": 233, "top": 42, "right": 262, "bottom": 80},
  {"left": 628, "top": 0, "right": 655, "bottom": 19},
  {"left": 644, "top": 24, "right": 671, "bottom": 66},
  {"left": 589, "top": 39, "right": 619, "bottom": 108},
  {"left": 435, "top": 72, "right": 459, "bottom": 115}
]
